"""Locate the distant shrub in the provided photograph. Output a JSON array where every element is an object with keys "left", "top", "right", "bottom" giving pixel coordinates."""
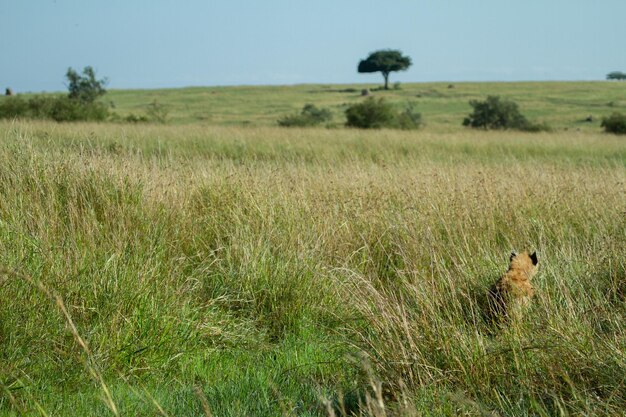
[
  {"left": 123, "top": 113, "right": 150, "bottom": 123},
  {"left": 396, "top": 103, "right": 423, "bottom": 130},
  {"left": 345, "top": 97, "right": 395, "bottom": 129},
  {"left": 26, "top": 95, "right": 57, "bottom": 118},
  {"left": 463, "top": 96, "right": 549, "bottom": 132},
  {"left": 47, "top": 97, "right": 110, "bottom": 122},
  {"left": 345, "top": 97, "right": 421, "bottom": 130},
  {"left": 0, "top": 96, "right": 29, "bottom": 118},
  {"left": 601, "top": 113, "right": 626, "bottom": 134},
  {"left": 0, "top": 95, "right": 109, "bottom": 122},
  {"left": 0, "top": 66, "right": 111, "bottom": 122},
  {"left": 145, "top": 100, "right": 169, "bottom": 123},
  {"left": 278, "top": 104, "right": 333, "bottom": 127},
  {"left": 109, "top": 100, "right": 168, "bottom": 124},
  {"left": 519, "top": 121, "right": 552, "bottom": 133}
]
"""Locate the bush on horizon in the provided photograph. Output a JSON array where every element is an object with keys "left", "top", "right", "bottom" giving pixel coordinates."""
[
  {"left": 0, "top": 95, "right": 110, "bottom": 122},
  {"left": 601, "top": 112, "right": 626, "bottom": 134},
  {"left": 463, "top": 95, "right": 550, "bottom": 132},
  {"left": 0, "top": 66, "right": 111, "bottom": 122},
  {"left": 345, "top": 97, "right": 422, "bottom": 129},
  {"left": 278, "top": 104, "right": 333, "bottom": 127}
]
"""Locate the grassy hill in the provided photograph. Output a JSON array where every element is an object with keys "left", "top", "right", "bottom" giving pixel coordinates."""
[
  {"left": 0, "top": 82, "right": 624, "bottom": 416},
  {"left": 101, "top": 81, "right": 626, "bottom": 131}
]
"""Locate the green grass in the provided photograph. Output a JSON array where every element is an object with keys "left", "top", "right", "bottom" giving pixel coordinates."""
[
  {"left": 4, "top": 81, "right": 626, "bottom": 131},
  {"left": 107, "top": 81, "right": 626, "bottom": 130},
  {"left": 0, "top": 82, "right": 625, "bottom": 415}
]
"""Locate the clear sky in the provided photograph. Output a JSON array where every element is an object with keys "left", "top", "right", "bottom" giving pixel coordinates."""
[{"left": 2, "top": 0, "right": 625, "bottom": 92}]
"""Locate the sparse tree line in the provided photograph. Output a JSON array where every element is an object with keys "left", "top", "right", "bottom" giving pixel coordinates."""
[
  {"left": 0, "top": 67, "right": 110, "bottom": 122},
  {"left": 278, "top": 94, "right": 626, "bottom": 134},
  {"left": 275, "top": 52, "right": 626, "bottom": 134},
  {"left": 278, "top": 98, "right": 422, "bottom": 130},
  {"left": 0, "top": 66, "right": 168, "bottom": 123},
  {"left": 2, "top": 60, "right": 625, "bottom": 134}
]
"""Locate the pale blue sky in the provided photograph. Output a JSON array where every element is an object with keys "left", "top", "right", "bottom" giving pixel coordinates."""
[{"left": 2, "top": 0, "right": 625, "bottom": 92}]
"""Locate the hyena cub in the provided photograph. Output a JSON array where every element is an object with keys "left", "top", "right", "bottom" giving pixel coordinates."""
[{"left": 487, "top": 251, "right": 539, "bottom": 323}]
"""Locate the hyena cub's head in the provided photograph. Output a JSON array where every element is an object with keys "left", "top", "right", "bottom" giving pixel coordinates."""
[{"left": 508, "top": 251, "right": 538, "bottom": 279}]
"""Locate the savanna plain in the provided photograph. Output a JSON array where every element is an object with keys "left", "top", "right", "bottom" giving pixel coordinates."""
[{"left": 0, "top": 82, "right": 625, "bottom": 416}]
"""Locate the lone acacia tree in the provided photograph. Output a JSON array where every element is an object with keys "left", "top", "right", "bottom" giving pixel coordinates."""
[
  {"left": 358, "top": 49, "right": 412, "bottom": 90},
  {"left": 606, "top": 71, "right": 626, "bottom": 81}
]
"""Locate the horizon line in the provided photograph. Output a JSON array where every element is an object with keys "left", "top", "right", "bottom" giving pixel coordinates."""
[{"left": 5, "top": 78, "right": 616, "bottom": 95}]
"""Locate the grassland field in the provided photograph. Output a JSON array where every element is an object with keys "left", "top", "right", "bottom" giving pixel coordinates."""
[
  {"left": 0, "top": 82, "right": 625, "bottom": 416},
  {"left": 5, "top": 81, "right": 626, "bottom": 130}
]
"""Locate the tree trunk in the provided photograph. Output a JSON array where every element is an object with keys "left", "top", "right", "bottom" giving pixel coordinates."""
[{"left": 383, "top": 72, "right": 389, "bottom": 90}]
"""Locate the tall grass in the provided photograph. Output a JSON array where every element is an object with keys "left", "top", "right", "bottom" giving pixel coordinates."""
[{"left": 0, "top": 120, "right": 624, "bottom": 415}]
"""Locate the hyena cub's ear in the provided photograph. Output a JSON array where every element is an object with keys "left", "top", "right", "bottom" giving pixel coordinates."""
[
  {"left": 509, "top": 251, "right": 518, "bottom": 262},
  {"left": 530, "top": 251, "right": 538, "bottom": 266}
]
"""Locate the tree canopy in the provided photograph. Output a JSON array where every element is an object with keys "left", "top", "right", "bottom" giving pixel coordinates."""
[
  {"left": 606, "top": 71, "right": 626, "bottom": 81},
  {"left": 66, "top": 66, "right": 108, "bottom": 103},
  {"left": 358, "top": 50, "right": 412, "bottom": 90}
]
